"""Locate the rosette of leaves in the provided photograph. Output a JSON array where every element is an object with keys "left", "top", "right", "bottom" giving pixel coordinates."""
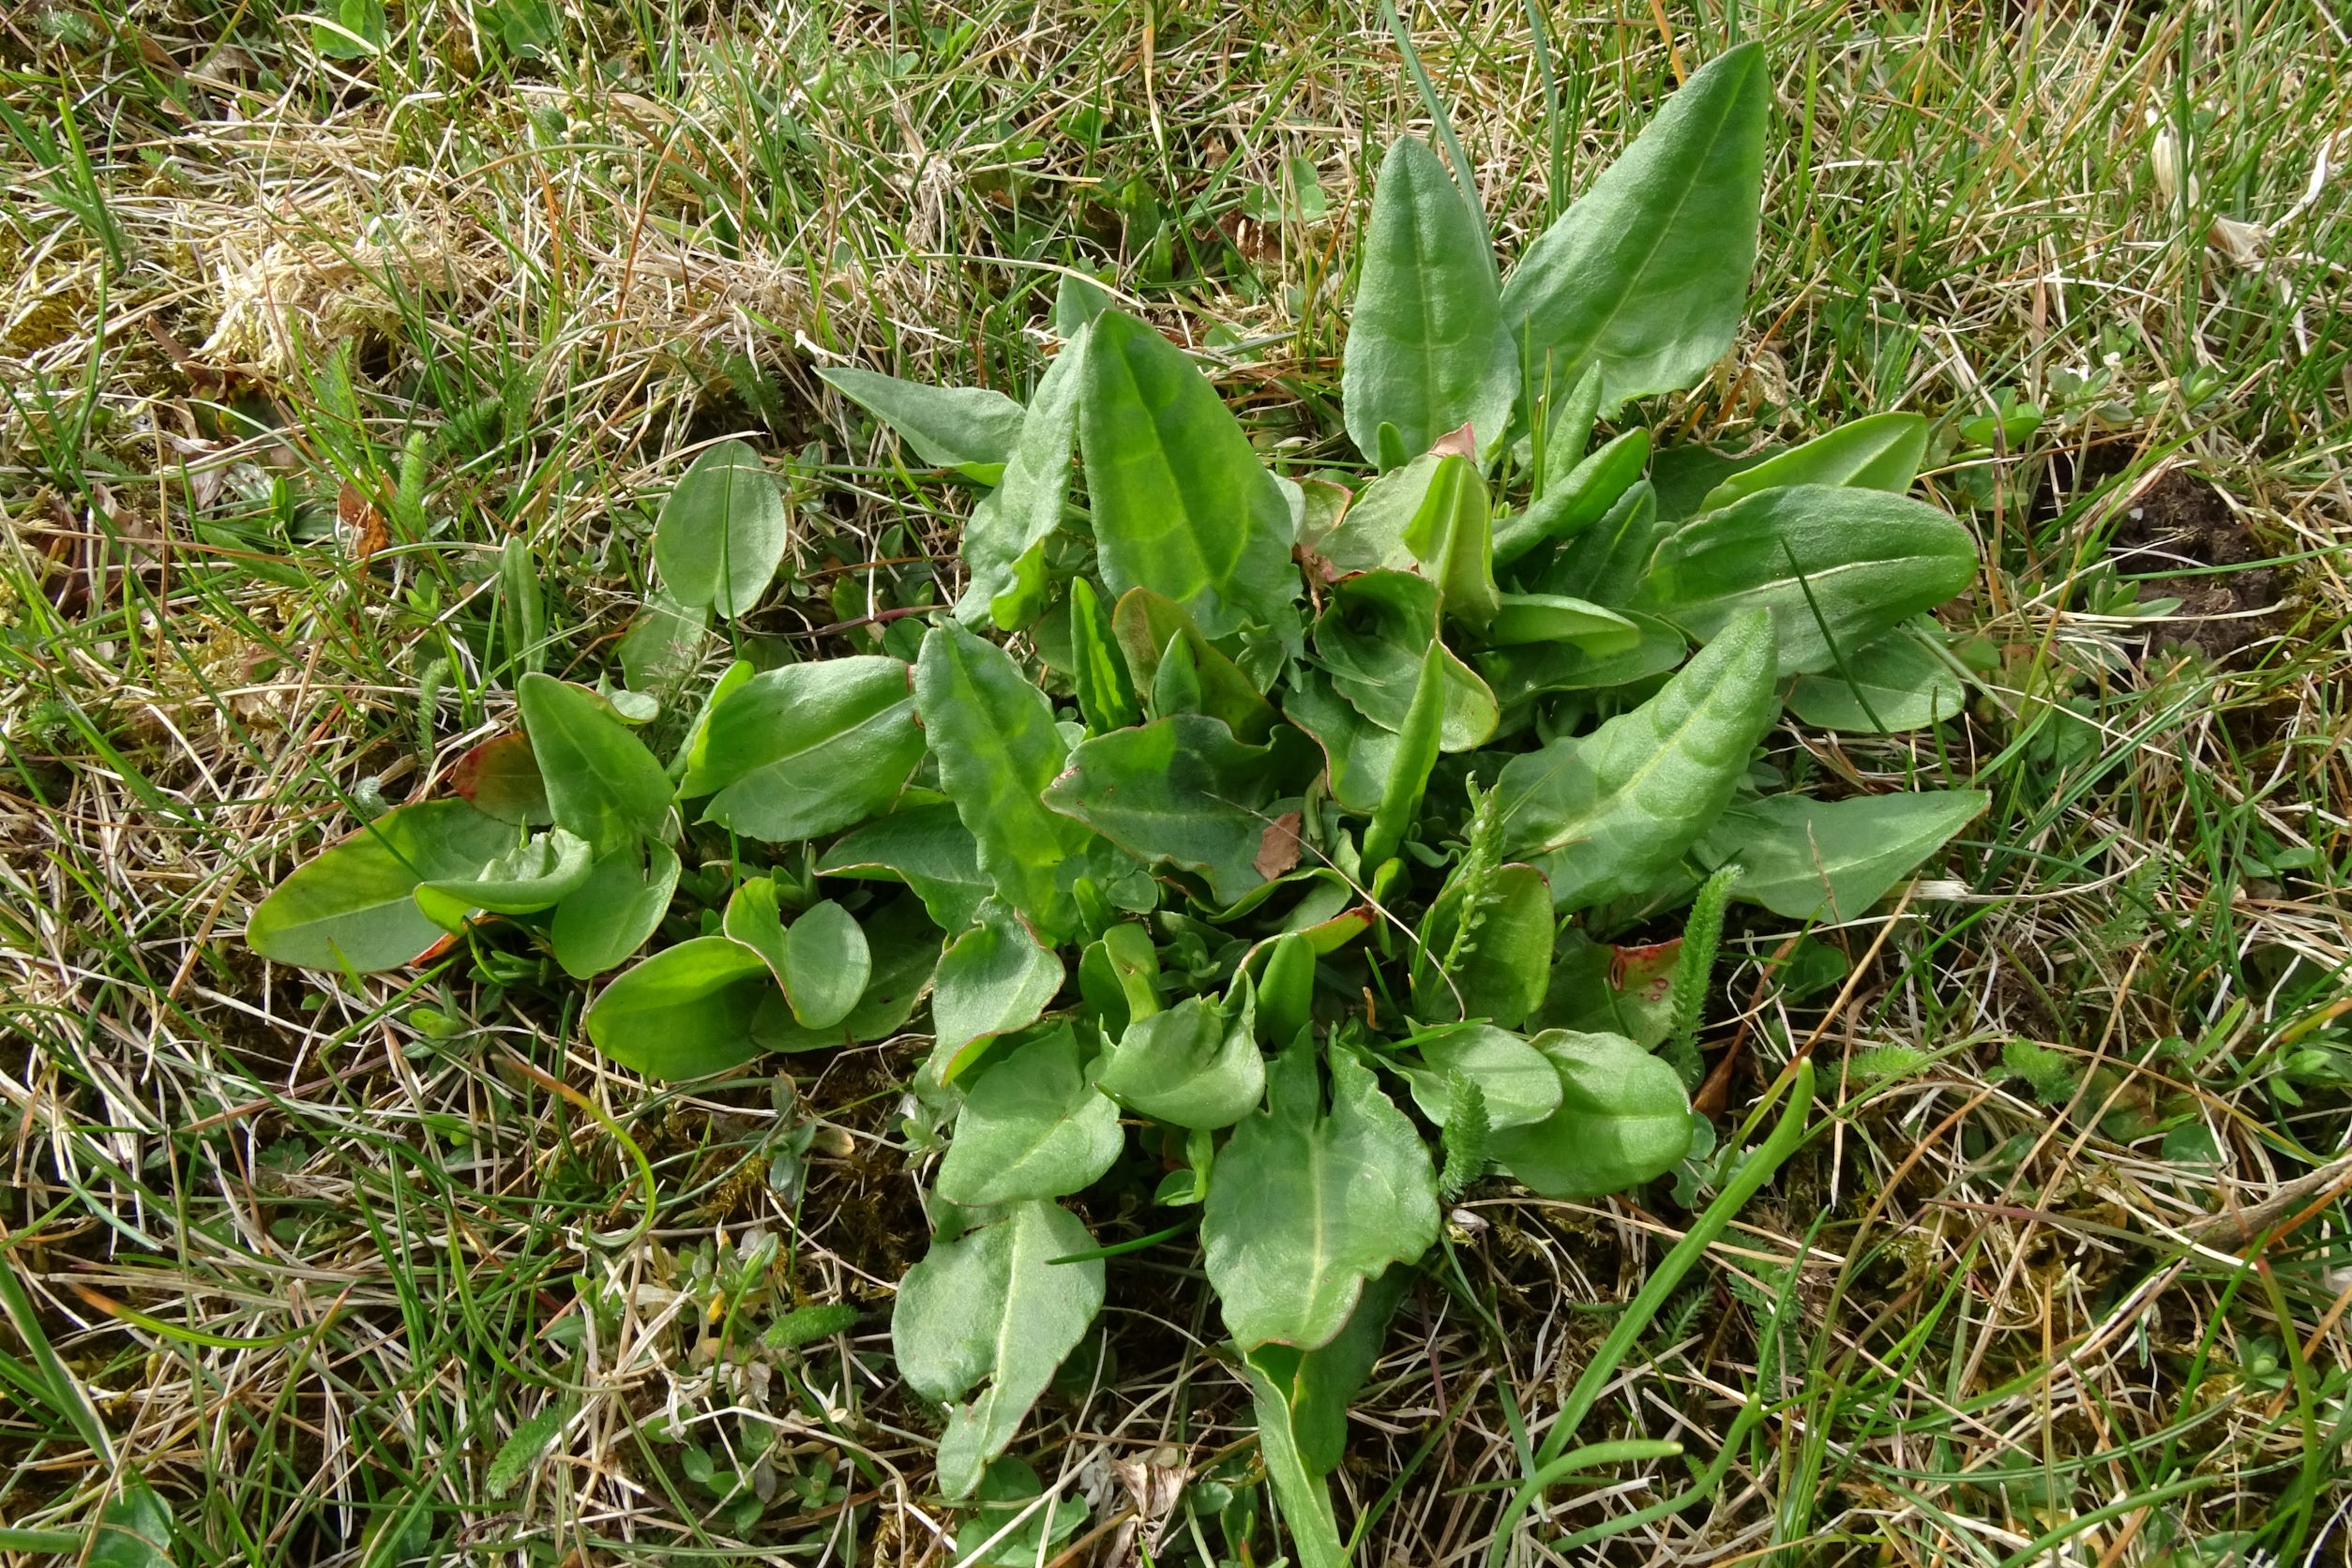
[{"left": 247, "top": 43, "right": 1991, "bottom": 1564}]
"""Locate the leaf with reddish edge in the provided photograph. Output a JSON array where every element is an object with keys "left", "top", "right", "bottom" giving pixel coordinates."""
[{"left": 450, "top": 734, "right": 551, "bottom": 825}]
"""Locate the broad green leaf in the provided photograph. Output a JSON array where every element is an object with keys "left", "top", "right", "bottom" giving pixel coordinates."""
[
  {"left": 1478, "top": 613, "right": 1688, "bottom": 716},
  {"left": 1202, "top": 1042, "right": 1440, "bottom": 1350},
  {"left": 652, "top": 439, "right": 789, "bottom": 617},
  {"left": 1244, "top": 1265, "right": 1412, "bottom": 1482},
  {"left": 1252, "top": 931, "right": 1318, "bottom": 1047},
  {"left": 890, "top": 1199, "right": 1104, "bottom": 1500},
  {"left": 937, "top": 1024, "right": 1123, "bottom": 1205},
  {"left": 683, "top": 656, "right": 925, "bottom": 842},
  {"left": 415, "top": 827, "right": 594, "bottom": 927},
  {"left": 550, "top": 839, "right": 679, "bottom": 979},
  {"left": 817, "top": 804, "right": 990, "bottom": 932},
  {"left": 1067, "top": 578, "right": 1142, "bottom": 733},
  {"left": 1500, "top": 43, "right": 1769, "bottom": 411},
  {"left": 1697, "top": 412, "right": 1929, "bottom": 511},
  {"left": 517, "top": 674, "right": 672, "bottom": 857},
  {"left": 816, "top": 365, "right": 1025, "bottom": 481},
  {"left": 1240, "top": 1354, "right": 1349, "bottom": 1568},
  {"left": 1531, "top": 932, "right": 1679, "bottom": 1048},
  {"left": 88, "top": 1478, "right": 174, "bottom": 1568},
  {"left": 619, "top": 586, "right": 710, "bottom": 693},
  {"left": 1111, "top": 588, "right": 1276, "bottom": 740},
  {"left": 1523, "top": 482, "right": 1665, "bottom": 617},
  {"left": 951, "top": 1458, "right": 1092, "bottom": 1566},
  {"left": 1493, "top": 428, "right": 1650, "bottom": 567},
  {"left": 721, "top": 875, "right": 792, "bottom": 982},
  {"left": 1489, "top": 1030, "right": 1694, "bottom": 1198},
  {"left": 1044, "top": 716, "right": 1317, "bottom": 906},
  {"left": 248, "top": 800, "right": 513, "bottom": 972},
  {"left": 928, "top": 899, "right": 1064, "bottom": 1081},
  {"left": 748, "top": 896, "right": 940, "bottom": 1050},
  {"left": 1632, "top": 485, "right": 1979, "bottom": 674},
  {"left": 451, "top": 733, "right": 551, "bottom": 825},
  {"left": 1303, "top": 451, "right": 1437, "bottom": 579},
  {"left": 1098, "top": 993, "right": 1265, "bottom": 1129},
  {"left": 1486, "top": 593, "right": 1642, "bottom": 653},
  {"left": 1283, "top": 667, "right": 1399, "bottom": 814},
  {"left": 1400, "top": 456, "right": 1500, "bottom": 628},
  {"left": 958, "top": 329, "right": 1089, "bottom": 627},
  {"left": 1407, "top": 862, "right": 1554, "bottom": 1029},
  {"left": 583, "top": 936, "right": 773, "bottom": 1079},
  {"left": 1079, "top": 309, "right": 1300, "bottom": 639},
  {"left": 1497, "top": 608, "right": 1778, "bottom": 910},
  {"left": 1342, "top": 135, "right": 1517, "bottom": 466},
  {"left": 782, "top": 898, "right": 870, "bottom": 1029},
  {"left": 1151, "top": 632, "right": 1204, "bottom": 718},
  {"left": 1362, "top": 639, "right": 1446, "bottom": 868},
  {"left": 1314, "top": 571, "right": 1497, "bottom": 750},
  {"left": 917, "top": 626, "right": 1121, "bottom": 941},
  {"left": 670, "top": 657, "right": 752, "bottom": 782},
  {"left": 1399, "top": 1025, "right": 1563, "bottom": 1130},
  {"left": 1077, "top": 922, "right": 1163, "bottom": 1035},
  {"left": 1053, "top": 271, "right": 1113, "bottom": 337},
  {"left": 1696, "top": 789, "right": 1989, "bottom": 920},
  {"left": 1786, "top": 630, "right": 1965, "bottom": 732}
]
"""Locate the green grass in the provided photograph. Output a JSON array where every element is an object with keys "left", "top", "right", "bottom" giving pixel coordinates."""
[{"left": 3, "top": 1, "right": 2350, "bottom": 1563}]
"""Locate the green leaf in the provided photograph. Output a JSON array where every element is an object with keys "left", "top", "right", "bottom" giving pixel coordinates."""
[
  {"left": 517, "top": 674, "right": 672, "bottom": 857},
  {"left": 620, "top": 587, "right": 711, "bottom": 693},
  {"left": 1077, "top": 922, "right": 1162, "bottom": 1037},
  {"left": 1067, "top": 578, "right": 1142, "bottom": 733},
  {"left": 917, "top": 626, "right": 1119, "bottom": 942},
  {"left": 86, "top": 1478, "right": 173, "bottom": 1568},
  {"left": 817, "top": 804, "right": 991, "bottom": 933},
  {"left": 1478, "top": 613, "right": 1688, "bottom": 716},
  {"left": 1252, "top": 931, "right": 1318, "bottom": 1045},
  {"left": 1500, "top": 43, "right": 1769, "bottom": 411},
  {"left": 782, "top": 898, "right": 871, "bottom": 1029},
  {"left": 765, "top": 1302, "right": 860, "bottom": 1350},
  {"left": 1240, "top": 1355, "right": 1349, "bottom": 1568},
  {"left": 485, "top": 1406, "right": 567, "bottom": 1500},
  {"left": 1496, "top": 608, "right": 1778, "bottom": 911},
  {"left": 1527, "top": 478, "right": 1667, "bottom": 611},
  {"left": 890, "top": 1199, "right": 1105, "bottom": 1500},
  {"left": 1494, "top": 428, "right": 1651, "bottom": 566},
  {"left": 583, "top": 936, "right": 774, "bottom": 1079},
  {"left": 1408, "top": 862, "right": 1554, "bottom": 1029},
  {"left": 1098, "top": 993, "right": 1265, "bottom": 1129},
  {"left": 958, "top": 329, "right": 1089, "bottom": 627},
  {"left": 1282, "top": 667, "right": 1398, "bottom": 814},
  {"left": 1302, "top": 451, "right": 1438, "bottom": 579},
  {"left": 747, "top": 896, "right": 941, "bottom": 1050},
  {"left": 1399, "top": 1025, "right": 1563, "bottom": 1130},
  {"left": 1110, "top": 588, "right": 1277, "bottom": 741},
  {"left": 1786, "top": 630, "right": 1965, "bottom": 732},
  {"left": 1696, "top": 790, "right": 1989, "bottom": 920},
  {"left": 1314, "top": 570, "right": 1497, "bottom": 751},
  {"left": 248, "top": 800, "right": 513, "bottom": 972},
  {"left": 1362, "top": 639, "right": 1447, "bottom": 868},
  {"left": 1697, "top": 412, "right": 1929, "bottom": 511},
  {"left": 1490, "top": 1030, "right": 1694, "bottom": 1198},
  {"left": 1202, "top": 1041, "right": 1440, "bottom": 1350},
  {"left": 1079, "top": 309, "right": 1300, "bottom": 640},
  {"left": 1531, "top": 933, "right": 1679, "bottom": 1047},
  {"left": 1044, "top": 716, "right": 1317, "bottom": 906},
  {"left": 1053, "top": 272, "right": 1113, "bottom": 337},
  {"left": 652, "top": 439, "right": 789, "bottom": 618},
  {"left": 1342, "top": 135, "right": 1517, "bottom": 466},
  {"left": 937, "top": 1024, "right": 1123, "bottom": 1205},
  {"left": 1245, "top": 1265, "right": 1412, "bottom": 1482},
  {"left": 1400, "top": 455, "right": 1501, "bottom": 629},
  {"left": 1486, "top": 594, "right": 1642, "bottom": 652},
  {"left": 550, "top": 840, "right": 680, "bottom": 979},
  {"left": 816, "top": 366, "right": 1025, "bottom": 481},
  {"left": 951, "top": 1458, "right": 1092, "bottom": 1565},
  {"left": 928, "top": 899, "right": 1065, "bottom": 1081},
  {"left": 451, "top": 733, "right": 551, "bottom": 825},
  {"left": 415, "top": 826, "right": 594, "bottom": 927},
  {"left": 683, "top": 656, "right": 926, "bottom": 842},
  {"left": 1631, "top": 486, "right": 1980, "bottom": 674}
]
